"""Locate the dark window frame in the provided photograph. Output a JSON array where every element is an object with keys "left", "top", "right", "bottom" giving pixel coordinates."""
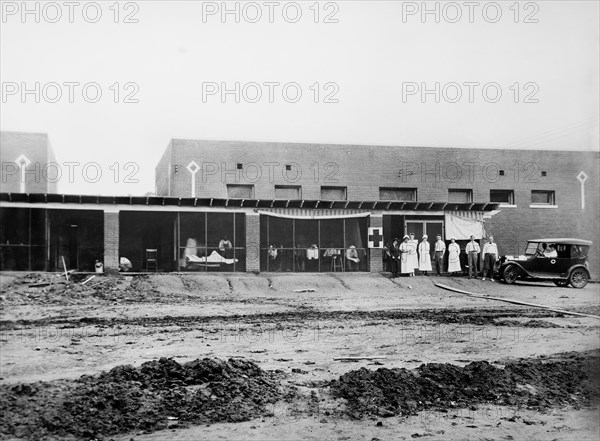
[
  {"left": 531, "top": 190, "right": 555, "bottom": 205},
  {"left": 379, "top": 187, "right": 417, "bottom": 202},
  {"left": 490, "top": 189, "right": 515, "bottom": 205},
  {"left": 321, "top": 186, "right": 348, "bottom": 201},
  {"left": 447, "top": 189, "right": 473, "bottom": 203},
  {"left": 226, "top": 184, "right": 254, "bottom": 199},
  {"left": 274, "top": 185, "right": 302, "bottom": 200}
]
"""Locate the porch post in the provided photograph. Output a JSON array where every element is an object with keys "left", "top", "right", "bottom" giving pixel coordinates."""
[
  {"left": 103, "top": 208, "right": 120, "bottom": 273},
  {"left": 369, "top": 214, "right": 384, "bottom": 273},
  {"left": 245, "top": 212, "right": 260, "bottom": 272}
]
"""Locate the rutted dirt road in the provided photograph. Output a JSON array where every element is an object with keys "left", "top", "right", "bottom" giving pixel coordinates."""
[{"left": 1, "top": 272, "right": 599, "bottom": 440}]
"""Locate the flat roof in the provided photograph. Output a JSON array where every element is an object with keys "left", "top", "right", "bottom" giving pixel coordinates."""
[{"left": 0, "top": 193, "right": 499, "bottom": 212}]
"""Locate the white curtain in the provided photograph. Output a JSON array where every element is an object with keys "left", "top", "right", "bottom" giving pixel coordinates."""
[{"left": 445, "top": 212, "right": 484, "bottom": 240}]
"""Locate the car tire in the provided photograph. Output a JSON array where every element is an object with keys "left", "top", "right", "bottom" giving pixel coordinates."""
[
  {"left": 569, "top": 268, "right": 589, "bottom": 289},
  {"left": 502, "top": 265, "right": 519, "bottom": 284},
  {"left": 553, "top": 280, "right": 569, "bottom": 287}
]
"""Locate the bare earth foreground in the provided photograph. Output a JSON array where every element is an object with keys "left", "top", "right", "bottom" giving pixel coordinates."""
[{"left": 1, "top": 272, "right": 599, "bottom": 441}]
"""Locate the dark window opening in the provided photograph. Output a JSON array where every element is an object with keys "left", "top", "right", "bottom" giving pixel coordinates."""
[
  {"left": 260, "top": 216, "right": 368, "bottom": 272},
  {"left": 227, "top": 184, "right": 254, "bottom": 199},
  {"left": 490, "top": 189, "right": 514, "bottom": 204},
  {"left": 321, "top": 186, "right": 347, "bottom": 200},
  {"left": 0, "top": 208, "right": 104, "bottom": 272},
  {"left": 448, "top": 189, "right": 473, "bottom": 203},
  {"left": 275, "top": 185, "right": 301, "bottom": 199},
  {"left": 531, "top": 190, "right": 555, "bottom": 205},
  {"left": 379, "top": 187, "right": 417, "bottom": 201}
]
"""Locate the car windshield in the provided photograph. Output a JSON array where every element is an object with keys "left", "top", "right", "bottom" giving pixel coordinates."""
[{"left": 525, "top": 242, "right": 540, "bottom": 255}]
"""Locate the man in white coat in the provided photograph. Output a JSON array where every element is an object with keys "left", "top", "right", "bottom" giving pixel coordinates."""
[
  {"left": 418, "top": 235, "right": 432, "bottom": 275},
  {"left": 434, "top": 234, "right": 446, "bottom": 276},
  {"left": 465, "top": 235, "right": 481, "bottom": 279},
  {"left": 481, "top": 236, "right": 499, "bottom": 281}
]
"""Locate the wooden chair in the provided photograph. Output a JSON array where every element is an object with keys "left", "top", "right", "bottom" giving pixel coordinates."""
[
  {"left": 330, "top": 254, "right": 343, "bottom": 272},
  {"left": 146, "top": 249, "right": 158, "bottom": 272}
]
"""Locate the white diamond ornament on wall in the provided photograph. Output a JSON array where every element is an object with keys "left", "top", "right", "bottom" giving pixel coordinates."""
[
  {"left": 576, "top": 171, "right": 588, "bottom": 210},
  {"left": 186, "top": 161, "right": 201, "bottom": 198},
  {"left": 15, "top": 154, "right": 32, "bottom": 193}
]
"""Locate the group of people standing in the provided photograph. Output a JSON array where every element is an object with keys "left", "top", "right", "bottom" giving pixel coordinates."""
[{"left": 384, "top": 234, "right": 499, "bottom": 280}]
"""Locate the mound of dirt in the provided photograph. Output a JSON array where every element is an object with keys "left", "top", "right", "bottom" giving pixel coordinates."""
[
  {"left": 330, "top": 351, "right": 600, "bottom": 418},
  {"left": 0, "top": 357, "right": 286, "bottom": 439}
]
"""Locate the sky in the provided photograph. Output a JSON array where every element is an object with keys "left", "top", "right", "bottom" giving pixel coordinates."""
[{"left": 1, "top": 0, "right": 599, "bottom": 195}]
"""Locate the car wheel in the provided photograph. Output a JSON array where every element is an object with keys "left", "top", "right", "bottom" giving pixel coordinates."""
[
  {"left": 502, "top": 266, "right": 519, "bottom": 284},
  {"left": 569, "top": 269, "right": 589, "bottom": 289},
  {"left": 553, "top": 280, "right": 569, "bottom": 287}
]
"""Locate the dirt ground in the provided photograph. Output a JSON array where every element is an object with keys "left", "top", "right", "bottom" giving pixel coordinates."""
[{"left": 1, "top": 272, "right": 599, "bottom": 440}]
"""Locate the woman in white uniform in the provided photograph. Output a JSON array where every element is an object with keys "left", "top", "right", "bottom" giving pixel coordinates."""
[
  {"left": 399, "top": 235, "right": 415, "bottom": 276},
  {"left": 418, "top": 235, "right": 432, "bottom": 275},
  {"left": 407, "top": 233, "right": 419, "bottom": 273},
  {"left": 447, "top": 237, "right": 462, "bottom": 275}
]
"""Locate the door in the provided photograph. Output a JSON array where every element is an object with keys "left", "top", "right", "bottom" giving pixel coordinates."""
[
  {"left": 424, "top": 221, "right": 444, "bottom": 241},
  {"left": 405, "top": 221, "right": 424, "bottom": 239},
  {"left": 404, "top": 221, "right": 444, "bottom": 241}
]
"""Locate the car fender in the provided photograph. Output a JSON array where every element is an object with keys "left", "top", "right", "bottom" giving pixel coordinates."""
[
  {"left": 567, "top": 264, "right": 590, "bottom": 278},
  {"left": 499, "top": 262, "right": 530, "bottom": 277}
]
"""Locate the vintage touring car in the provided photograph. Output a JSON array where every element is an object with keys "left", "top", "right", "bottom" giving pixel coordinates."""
[{"left": 497, "top": 238, "right": 592, "bottom": 288}]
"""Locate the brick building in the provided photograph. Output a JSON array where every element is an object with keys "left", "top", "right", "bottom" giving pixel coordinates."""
[
  {"left": 0, "top": 131, "right": 57, "bottom": 194},
  {"left": 154, "top": 139, "right": 599, "bottom": 275},
  {"left": 1, "top": 134, "right": 598, "bottom": 277}
]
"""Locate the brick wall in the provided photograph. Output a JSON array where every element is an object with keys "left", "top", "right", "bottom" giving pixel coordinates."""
[
  {"left": 369, "top": 215, "right": 384, "bottom": 272},
  {"left": 103, "top": 211, "right": 119, "bottom": 273},
  {"left": 155, "top": 141, "right": 172, "bottom": 196},
  {"left": 245, "top": 213, "right": 260, "bottom": 272}
]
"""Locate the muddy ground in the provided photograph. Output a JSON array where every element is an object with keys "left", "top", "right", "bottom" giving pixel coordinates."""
[{"left": 1, "top": 272, "right": 599, "bottom": 440}]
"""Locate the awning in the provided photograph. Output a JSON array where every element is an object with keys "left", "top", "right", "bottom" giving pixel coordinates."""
[
  {"left": 445, "top": 211, "right": 485, "bottom": 240},
  {"left": 257, "top": 209, "right": 370, "bottom": 220}
]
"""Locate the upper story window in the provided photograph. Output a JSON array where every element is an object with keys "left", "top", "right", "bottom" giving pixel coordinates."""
[
  {"left": 379, "top": 187, "right": 417, "bottom": 201},
  {"left": 490, "top": 189, "right": 514, "bottom": 205},
  {"left": 227, "top": 184, "right": 253, "bottom": 199},
  {"left": 274, "top": 185, "right": 301, "bottom": 199},
  {"left": 321, "top": 186, "right": 347, "bottom": 200},
  {"left": 448, "top": 189, "right": 473, "bottom": 203},
  {"left": 531, "top": 190, "right": 555, "bottom": 205}
]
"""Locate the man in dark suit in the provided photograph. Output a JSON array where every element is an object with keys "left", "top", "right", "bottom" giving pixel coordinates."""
[{"left": 389, "top": 238, "right": 400, "bottom": 278}]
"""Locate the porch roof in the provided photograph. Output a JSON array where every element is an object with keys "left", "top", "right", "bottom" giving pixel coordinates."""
[{"left": 0, "top": 192, "right": 500, "bottom": 212}]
